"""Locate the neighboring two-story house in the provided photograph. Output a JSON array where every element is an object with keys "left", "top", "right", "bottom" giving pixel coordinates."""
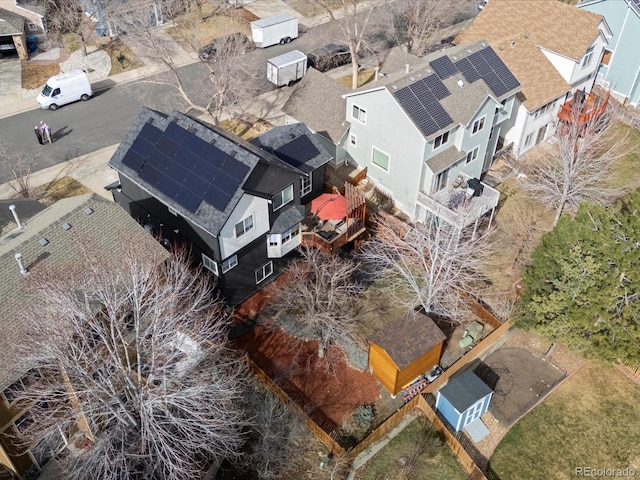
[
  {"left": 342, "top": 41, "right": 521, "bottom": 232},
  {"left": 456, "top": 0, "right": 611, "bottom": 158},
  {"left": 108, "top": 108, "right": 331, "bottom": 306},
  {"left": 0, "top": 195, "right": 166, "bottom": 479},
  {"left": 578, "top": 0, "right": 640, "bottom": 107}
]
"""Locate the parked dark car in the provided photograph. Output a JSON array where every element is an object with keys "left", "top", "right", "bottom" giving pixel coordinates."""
[
  {"left": 306, "top": 44, "right": 351, "bottom": 73},
  {"left": 198, "top": 33, "right": 254, "bottom": 62}
]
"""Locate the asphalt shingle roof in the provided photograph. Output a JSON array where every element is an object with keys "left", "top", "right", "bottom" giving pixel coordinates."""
[
  {"left": 0, "top": 194, "right": 167, "bottom": 391},
  {"left": 439, "top": 369, "right": 493, "bottom": 412},
  {"left": 456, "top": 0, "right": 604, "bottom": 110},
  {"left": 0, "top": 7, "right": 25, "bottom": 36},
  {"left": 369, "top": 310, "right": 446, "bottom": 370}
]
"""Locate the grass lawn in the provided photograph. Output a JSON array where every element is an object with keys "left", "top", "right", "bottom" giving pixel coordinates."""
[
  {"left": 355, "top": 416, "right": 468, "bottom": 480},
  {"left": 41, "top": 176, "right": 90, "bottom": 201},
  {"left": 337, "top": 68, "right": 376, "bottom": 88},
  {"left": 489, "top": 362, "right": 640, "bottom": 480},
  {"left": 608, "top": 121, "right": 640, "bottom": 191}
]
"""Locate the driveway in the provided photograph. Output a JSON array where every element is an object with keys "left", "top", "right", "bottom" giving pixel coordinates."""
[{"left": 0, "top": 57, "right": 21, "bottom": 104}]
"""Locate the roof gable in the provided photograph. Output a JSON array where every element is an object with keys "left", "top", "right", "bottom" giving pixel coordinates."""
[{"left": 0, "top": 7, "right": 25, "bottom": 35}]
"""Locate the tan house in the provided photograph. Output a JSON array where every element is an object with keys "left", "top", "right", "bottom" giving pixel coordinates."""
[
  {"left": 455, "top": 0, "right": 611, "bottom": 158},
  {"left": 0, "top": 195, "right": 166, "bottom": 479},
  {"left": 368, "top": 310, "right": 446, "bottom": 395}
]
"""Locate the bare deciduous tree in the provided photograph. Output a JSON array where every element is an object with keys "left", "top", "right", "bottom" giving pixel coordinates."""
[
  {"left": 358, "top": 215, "right": 492, "bottom": 323},
  {"left": 12, "top": 248, "right": 249, "bottom": 480},
  {"left": 243, "top": 385, "right": 305, "bottom": 480},
  {"left": 314, "top": 0, "right": 388, "bottom": 89},
  {"left": 110, "top": 5, "right": 257, "bottom": 125},
  {"left": 520, "top": 104, "right": 626, "bottom": 227},
  {"left": 268, "top": 248, "right": 363, "bottom": 359},
  {"left": 0, "top": 140, "right": 37, "bottom": 198},
  {"left": 43, "top": 0, "right": 97, "bottom": 55},
  {"left": 392, "top": 0, "right": 469, "bottom": 57}
]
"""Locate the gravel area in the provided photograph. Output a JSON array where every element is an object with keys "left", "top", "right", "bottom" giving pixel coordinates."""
[{"left": 22, "top": 46, "right": 111, "bottom": 100}]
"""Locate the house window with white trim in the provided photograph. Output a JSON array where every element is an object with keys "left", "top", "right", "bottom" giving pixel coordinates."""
[
  {"left": 524, "top": 132, "right": 534, "bottom": 147},
  {"left": 202, "top": 254, "right": 218, "bottom": 275},
  {"left": 349, "top": 133, "right": 357, "bottom": 146},
  {"left": 301, "top": 174, "right": 312, "bottom": 196},
  {"left": 222, "top": 255, "right": 238, "bottom": 273},
  {"left": 352, "top": 105, "right": 366, "bottom": 124},
  {"left": 282, "top": 224, "right": 301, "bottom": 244},
  {"left": 372, "top": 147, "right": 390, "bottom": 171},
  {"left": 472, "top": 116, "right": 485, "bottom": 134},
  {"left": 273, "top": 185, "right": 294, "bottom": 211},
  {"left": 255, "top": 261, "right": 273, "bottom": 284},
  {"left": 434, "top": 169, "right": 449, "bottom": 192},
  {"left": 434, "top": 131, "right": 449, "bottom": 149},
  {"left": 235, "top": 215, "right": 254, "bottom": 238},
  {"left": 466, "top": 147, "right": 479, "bottom": 164},
  {"left": 3, "top": 369, "right": 41, "bottom": 405},
  {"left": 28, "top": 22, "right": 38, "bottom": 32},
  {"left": 582, "top": 46, "right": 594, "bottom": 69}
]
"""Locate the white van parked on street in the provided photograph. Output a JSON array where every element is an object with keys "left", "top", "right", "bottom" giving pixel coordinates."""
[{"left": 37, "top": 70, "right": 93, "bottom": 110}]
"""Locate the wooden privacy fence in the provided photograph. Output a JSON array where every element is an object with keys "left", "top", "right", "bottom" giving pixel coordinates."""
[
  {"left": 415, "top": 395, "right": 487, "bottom": 480},
  {"left": 242, "top": 354, "right": 345, "bottom": 455}
]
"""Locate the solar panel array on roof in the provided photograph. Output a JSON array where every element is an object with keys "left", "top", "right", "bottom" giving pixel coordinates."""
[
  {"left": 430, "top": 55, "right": 459, "bottom": 80},
  {"left": 455, "top": 48, "right": 520, "bottom": 97},
  {"left": 121, "top": 121, "right": 250, "bottom": 213},
  {"left": 274, "top": 135, "right": 320, "bottom": 169},
  {"left": 394, "top": 74, "right": 453, "bottom": 137}
]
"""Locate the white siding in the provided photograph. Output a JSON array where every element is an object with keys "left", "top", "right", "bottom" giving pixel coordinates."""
[{"left": 219, "top": 194, "right": 270, "bottom": 259}]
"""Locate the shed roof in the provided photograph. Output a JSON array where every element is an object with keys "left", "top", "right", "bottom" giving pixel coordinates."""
[
  {"left": 439, "top": 369, "right": 493, "bottom": 412},
  {"left": 369, "top": 310, "right": 446, "bottom": 370},
  {"left": 0, "top": 7, "right": 25, "bottom": 35},
  {"left": 0, "top": 194, "right": 168, "bottom": 391},
  {"left": 455, "top": 0, "right": 604, "bottom": 110}
]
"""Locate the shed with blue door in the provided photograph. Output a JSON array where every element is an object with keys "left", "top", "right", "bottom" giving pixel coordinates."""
[{"left": 435, "top": 369, "right": 493, "bottom": 441}]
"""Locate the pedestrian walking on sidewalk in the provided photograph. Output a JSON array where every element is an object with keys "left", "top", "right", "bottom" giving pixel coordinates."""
[
  {"left": 43, "top": 123, "right": 53, "bottom": 144},
  {"left": 34, "top": 126, "right": 43, "bottom": 145}
]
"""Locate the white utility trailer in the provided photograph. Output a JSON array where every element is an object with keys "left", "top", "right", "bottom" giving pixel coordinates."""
[
  {"left": 251, "top": 14, "right": 298, "bottom": 48},
  {"left": 267, "top": 50, "right": 307, "bottom": 87}
]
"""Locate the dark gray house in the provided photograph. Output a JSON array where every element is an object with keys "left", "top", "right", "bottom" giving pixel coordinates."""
[{"left": 108, "top": 108, "right": 332, "bottom": 305}]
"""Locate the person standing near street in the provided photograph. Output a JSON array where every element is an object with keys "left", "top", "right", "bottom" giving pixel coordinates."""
[
  {"left": 43, "top": 122, "right": 53, "bottom": 144},
  {"left": 34, "top": 126, "right": 43, "bottom": 145}
]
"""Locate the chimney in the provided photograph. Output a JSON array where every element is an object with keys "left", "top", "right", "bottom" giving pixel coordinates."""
[
  {"left": 9, "top": 205, "right": 23, "bottom": 230},
  {"left": 405, "top": 63, "right": 410, "bottom": 74},
  {"left": 15, "top": 253, "right": 27, "bottom": 275},
  {"left": 374, "top": 66, "right": 379, "bottom": 82}
]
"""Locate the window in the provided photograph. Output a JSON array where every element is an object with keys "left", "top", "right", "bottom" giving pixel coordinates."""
[
  {"left": 489, "top": 127, "right": 495, "bottom": 140},
  {"left": 352, "top": 105, "right": 366, "bottom": 123},
  {"left": 524, "top": 132, "right": 534, "bottom": 147},
  {"left": 582, "top": 46, "right": 594, "bottom": 69},
  {"left": 235, "top": 215, "right": 254, "bottom": 238},
  {"left": 349, "top": 133, "right": 357, "bottom": 146},
  {"left": 534, "top": 101, "right": 555, "bottom": 119},
  {"left": 15, "top": 412, "right": 35, "bottom": 434},
  {"left": 300, "top": 174, "right": 312, "bottom": 196},
  {"left": 202, "top": 254, "right": 218, "bottom": 275},
  {"left": 222, "top": 255, "right": 238, "bottom": 273},
  {"left": 466, "top": 147, "right": 479, "bottom": 164},
  {"left": 372, "top": 147, "right": 390, "bottom": 171},
  {"left": 472, "top": 117, "right": 485, "bottom": 134},
  {"left": 434, "top": 131, "right": 449, "bottom": 149},
  {"left": 434, "top": 169, "right": 449, "bottom": 192},
  {"left": 28, "top": 22, "right": 38, "bottom": 32},
  {"left": 268, "top": 234, "right": 279, "bottom": 247},
  {"left": 168, "top": 206, "right": 177, "bottom": 216},
  {"left": 282, "top": 224, "right": 300, "bottom": 244},
  {"left": 255, "top": 261, "right": 273, "bottom": 284},
  {"left": 3, "top": 369, "right": 41, "bottom": 404},
  {"left": 273, "top": 185, "right": 294, "bottom": 211}
]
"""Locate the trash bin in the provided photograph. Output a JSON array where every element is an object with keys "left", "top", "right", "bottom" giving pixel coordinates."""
[{"left": 26, "top": 35, "right": 38, "bottom": 53}]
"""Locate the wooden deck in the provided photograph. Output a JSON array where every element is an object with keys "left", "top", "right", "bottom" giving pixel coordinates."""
[{"left": 557, "top": 89, "right": 609, "bottom": 132}]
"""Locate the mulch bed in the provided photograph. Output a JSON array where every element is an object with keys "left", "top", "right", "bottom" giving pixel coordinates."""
[{"left": 231, "top": 287, "right": 381, "bottom": 434}]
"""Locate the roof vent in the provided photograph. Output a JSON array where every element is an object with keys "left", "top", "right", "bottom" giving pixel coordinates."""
[
  {"left": 524, "top": 34, "right": 529, "bottom": 39},
  {"left": 480, "top": 42, "right": 487, "bottom": 47},
  {"left": 409, "top": 77, "right": 415, "bottom": 82},
  {"left": 8, "top": 205, "right": 23, "bottom": 230},
  {"left": 84, "top": 207, "right": 94, "bottom": 215},
  {"left": 38, "top": 238, "right": 49, "bottom": 246},
  {"left": 391, "top": 85, "right": 398, "bottom": 90},
  {"left": 62, "top": 223, "right": 72, "bottom": 231},
  {"left": 466, "top": 49, "right": 473, "bottom": 54},
  {"left": 426, "top": 69, "right": 432, "bottom": 74},
  {"left": 451, "top": 56, "right": 457, "bottom": 61},
  {"left": 458, "top": 80, "right": 464, "bottom": 88},
  {"left": 15, "top": 253, "right": 28, "bottom": 275},
  {"left": 510, "top": 40, "right": 516, "bottom": 48}
]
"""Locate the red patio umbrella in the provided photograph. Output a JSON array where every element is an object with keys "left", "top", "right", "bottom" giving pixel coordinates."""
[{"left": 310, "top": 193, "right": 347, "bottom": 221}]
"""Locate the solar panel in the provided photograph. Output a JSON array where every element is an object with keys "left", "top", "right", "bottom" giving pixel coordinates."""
[
  {"left": 503, "top": 75, "right": 521, "bottom": 91},
  {"left": 122, "top": 151, "right": 145, "bottom": 172},
  {"left": 157, "top": 175, "right": 181, "bottom": 199},
  {"left": 275, "top": 135, "right": 320, "bottom": 168},
  {"left": 424, "top": 74, "right": 450, "bottom": 100},
  {"left": 165, "top": 122, "right": 189, "bottom": 144},
  {"left": 215, "top": 172, "right": 239, "bottom": 197},
  {"left": 139, "top": 164, "right": 162, "bottom": 186},
  {"left": 156, "top": 136, "right": 179, "bottom": 158},
  {"left": 430, "top": 56, "right": 458, "bottom": 80},
  {"left": 175, "top": 189, "right": 201, "bottom": 213},
  {"left": 464, "top": 46, "right": 520, "bottom": 96},
  {"left": 185, "top": 174, "right": 210, "bottom": 196},
  {"left": 204, "top": 187, "right": 231, "bottom": 211},
  {"left": 222, "top": 155, "right": 250, "bottom": 181}
]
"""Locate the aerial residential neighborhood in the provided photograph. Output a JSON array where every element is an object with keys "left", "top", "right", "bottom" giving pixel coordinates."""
[{"left": 0, "top": 0, "right": 639, "bottom": 479}]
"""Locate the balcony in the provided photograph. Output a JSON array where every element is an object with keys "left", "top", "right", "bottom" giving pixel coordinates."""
[
  {"left": 417, "top": 173, "right": 500, "bottom": 235},
  {"left": 557, "top": 89, "right": 609, "bottom": 133}
]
